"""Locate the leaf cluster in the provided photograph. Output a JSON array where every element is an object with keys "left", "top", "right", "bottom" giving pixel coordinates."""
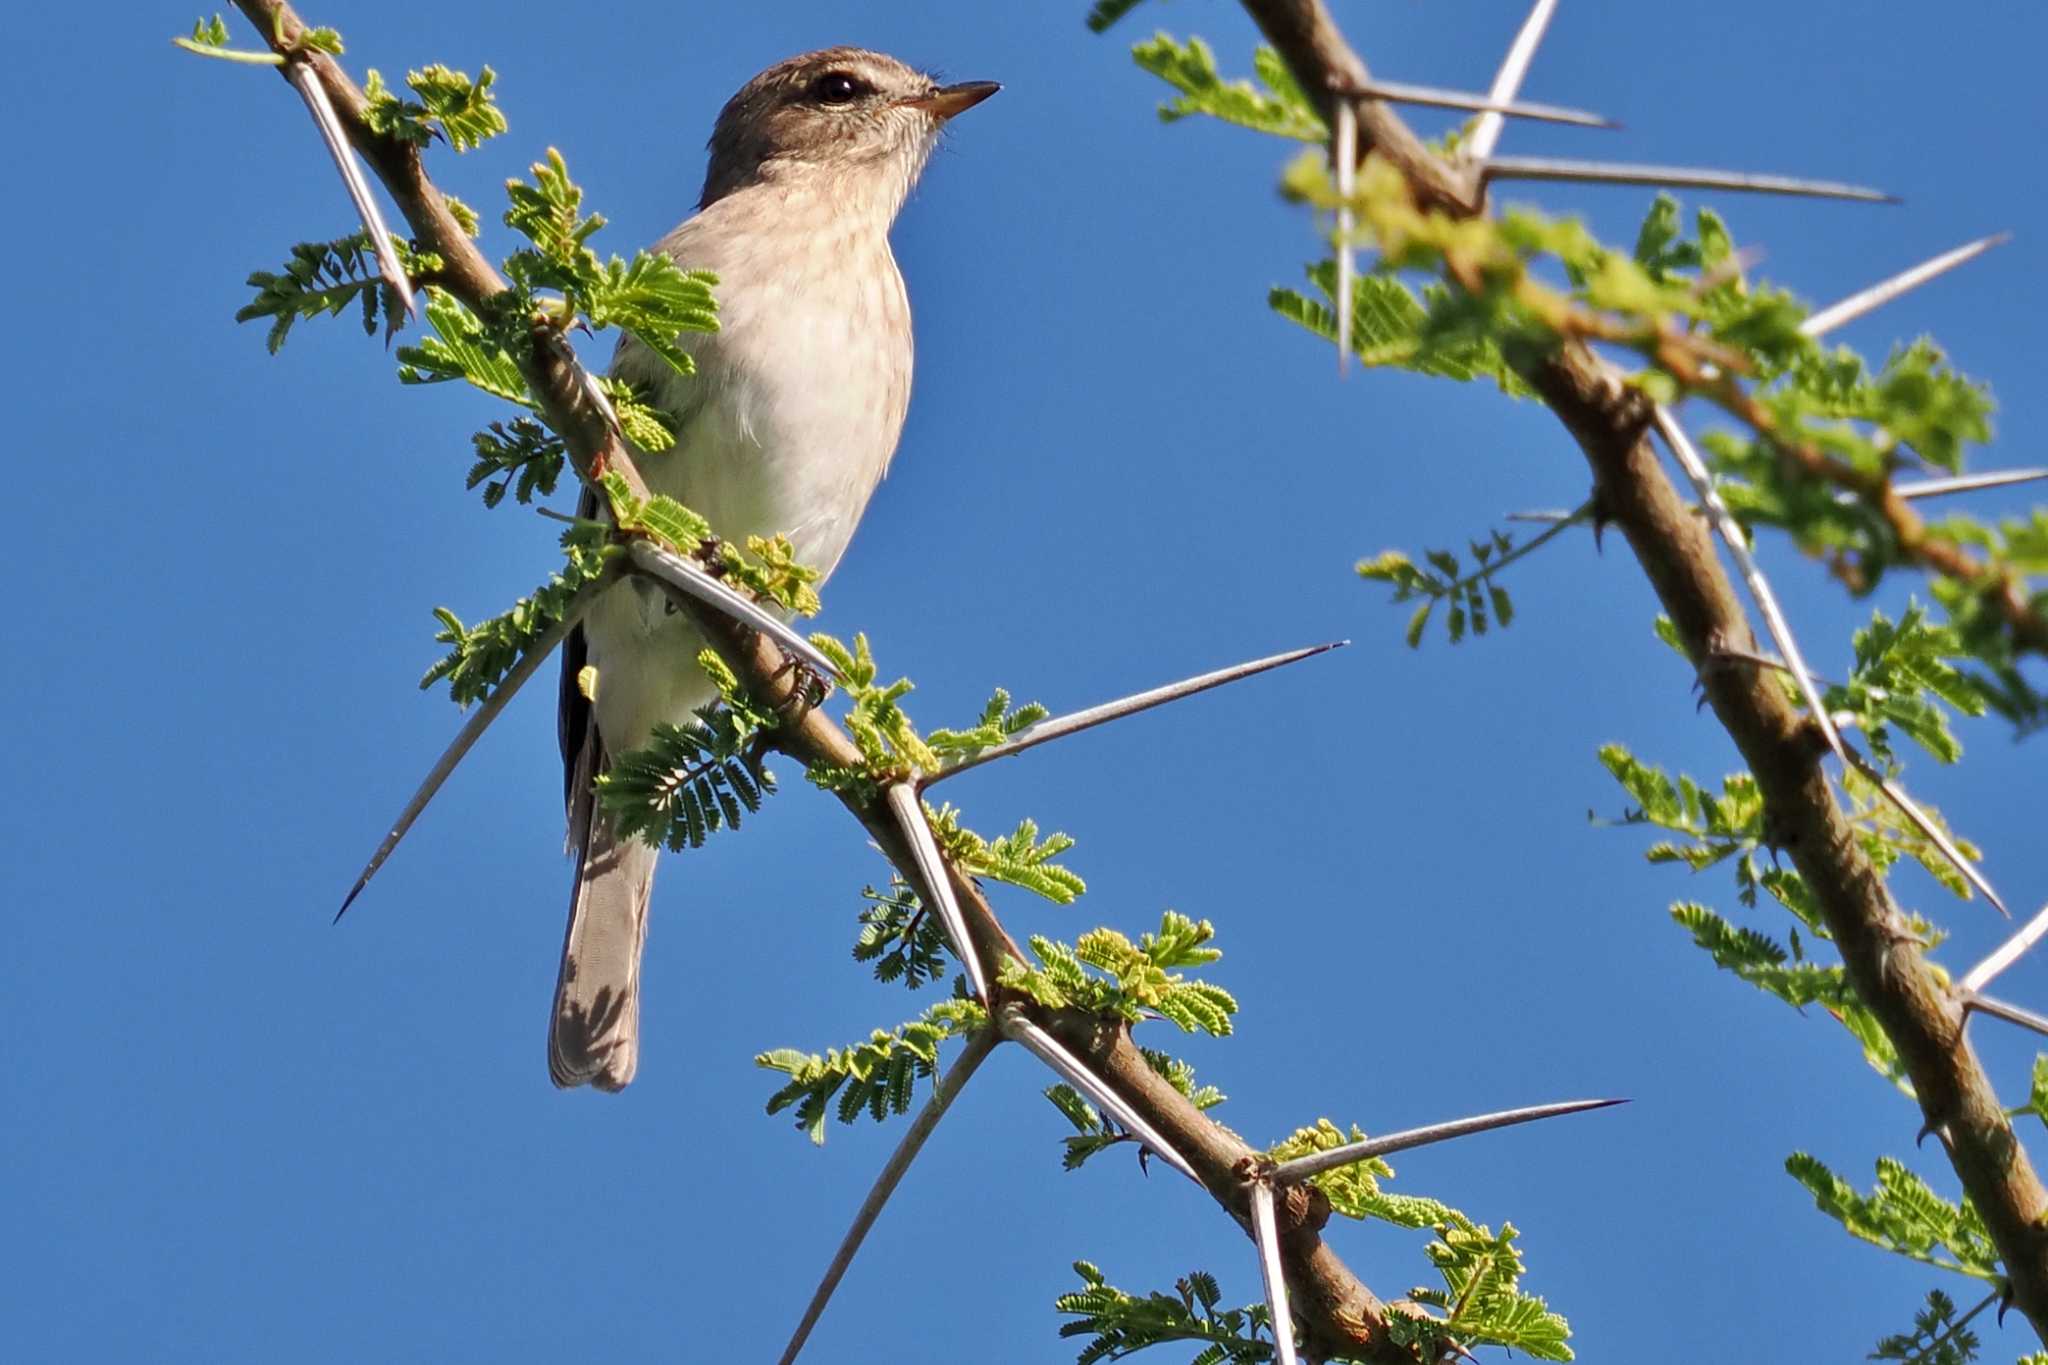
[
  {"left": 363, "top": 64, "right": 507, "bottom": 151},
  {"left": 756, "top": 999, "right": 986, "bottom": 1144},
  {"left": 803, "top": 633, "right": 937, "bottom": 791},
  {"left": 464, "top": 416, "right": 565, "bottom": 508},
  {"left": 1002, "top": 911, "right": 1236, "bottom": 1035},
  {"left": 1271, "top": 261, "right": 1534, "bottom": 396},
  {"left": 1130, "top": 34, "right": 1323, "bottom": 141},
  {"left": 597, "top": 701, "right": 775, "bottom": 853},
  {"left": 1826, "top": 604, "right": 1991, "bottom": 768},
  {"left": 1871, "top": 1289, "right": 1982, "bottom": 1365},
  {"left": 1358, "top": 534, "right": 1517, "bottom": 647},
  {"left": 238, "top": 233, "right": 433, "bottom": 351},
  {"left": 1055, "top": 1261, "right": 1273, "bottom": 1365},
  {"left": 1788, "top": 1154, "right": 2001, "bottom": 1281},
  {"left": 1397, "top": 1216, "right": 1571, "bottom": 1362},
  {"left": 501, "top": 148, "right": 719, "bottom": 376},
  {"left": 925, "top": 806, "right": 1088, "bottom": 905},
  {"left": 396, "top": 289, "right": 534, "bottom": 406},
  {"left": 851, "top": 878, "right": 952, "bottom": 991},
  {"left": 927, "top": 689, "right": 1050, "bottom": 764},
  {"left": 417, "top": 525, "right": 612, "bottom": 706}
]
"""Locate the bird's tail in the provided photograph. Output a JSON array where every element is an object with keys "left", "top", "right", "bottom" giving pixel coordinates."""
[{"left": 549, "top": 808, "right": 657, "bottom": 1091}]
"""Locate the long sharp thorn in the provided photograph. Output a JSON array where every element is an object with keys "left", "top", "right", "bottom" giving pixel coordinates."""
[
  {"left": 1481, "top": 155, "right": 1894, "bottom": 203},
  {"left": 1270, "top": 1098, "right": 1624, "bottom": 1186},
  {"left": 777, "top": 1028, "right": 997, "bottom": 1365},
  {"left": 930, "top": 642, "right": 1347, "bottom": 784},
  {"left": 1962, "top": 992, "right": 2048, "bottom": 1039},
  {"left": 1249, "top": 1182, "right": 1302, "bottom": 1365},
  {"left": 1334, "top": 98, "right": 1357, "bottom": 375},
  {"left": 626, "top": 541, "right": 843, "bottom": 681},
  {"left": 1801, "top": 234, "right": 2010, "bottom": 339},
  {"left": 1839, "top": 743, "right": 2007, "bottom": 917},
  {"left": 1341, "top": 77, "right": 1611, "bottom": 131},
  {"left": 1652, "top": 406, "right": 1849, "bottom": 766},
  {"left": 884, "top": 783, "right": 990, "bottom": 1003},
  {"left": 1961, "top": 900, "right": 2048, "bottom": 995},
  {"left": 997, "top": 1005, "right": 1199, "bottom": 1182},
  {"left": 1467, "top": 0, "right": 1559, "bottom": 163},
  {"left": 1503, "top": 508, "right": 1581, "bottom": 525},
  {"left": 1891, "top": 468, "right": 2048, "bottom": 502},
  {"left": 337, "top": 570, "right": 616, "bottom": 920},
  {"left": 284, "top": 61, "right": 418, "bottom": 322}
]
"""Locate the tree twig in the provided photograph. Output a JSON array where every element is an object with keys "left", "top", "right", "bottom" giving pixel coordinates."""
[{"left": 1239, "top": 0, "right": 2048, "bottom": 1339}]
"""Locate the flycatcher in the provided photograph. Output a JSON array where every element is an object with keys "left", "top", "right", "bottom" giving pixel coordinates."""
[{"left": 550, "top": 48, "right": 998, "bottom": 1091}]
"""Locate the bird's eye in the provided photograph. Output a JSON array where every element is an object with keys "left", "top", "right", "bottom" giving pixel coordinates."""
[{"left": 810, "top": 72, "right": 865, "bottom": 105}]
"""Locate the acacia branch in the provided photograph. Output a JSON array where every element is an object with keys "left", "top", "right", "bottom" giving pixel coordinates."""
[
  {"left": 1240, "top": 0, "right": 2048, "bottom": 1338},
  {"left": 225, "top": 7, "right": 1429, "bottom": 1359},
  {"left": 230, "top": 0, "right": 647, "bottom": 502}
]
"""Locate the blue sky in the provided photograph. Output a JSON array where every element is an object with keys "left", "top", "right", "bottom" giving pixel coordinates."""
[{"left": 9, "top": 1, "right": 2048, "bottom": 1359}]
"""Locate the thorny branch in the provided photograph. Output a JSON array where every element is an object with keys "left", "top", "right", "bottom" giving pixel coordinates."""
[
  {"left": 226, "top": 3, "right": 1456, "bottom": 1360},
  {"left": 1238, "top": 0, "right": 2048, "bottom": 1339}
]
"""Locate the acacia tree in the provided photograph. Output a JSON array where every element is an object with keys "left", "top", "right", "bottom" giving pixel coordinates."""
[{"left": 181, "top": 1, "right": 2048, "bottom": 1360}]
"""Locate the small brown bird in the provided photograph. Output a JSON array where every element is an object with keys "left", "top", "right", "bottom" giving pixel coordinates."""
[{"left": 550, "top": 49, "right": 998, "bottom": 1091}]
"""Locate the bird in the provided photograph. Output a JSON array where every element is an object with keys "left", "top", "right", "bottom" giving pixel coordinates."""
[{"left": 550, "top": 48, "right": 999, "bottom": 1092}]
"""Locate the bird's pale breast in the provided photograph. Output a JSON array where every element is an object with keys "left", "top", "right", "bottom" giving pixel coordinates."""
[{"left": 584, "top": 187, "right": 914, "bottom": 752}]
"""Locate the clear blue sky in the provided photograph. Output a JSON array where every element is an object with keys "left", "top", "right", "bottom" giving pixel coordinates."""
[{"left": 9, "top": 2, "right": 2048, "bottom": 1359}]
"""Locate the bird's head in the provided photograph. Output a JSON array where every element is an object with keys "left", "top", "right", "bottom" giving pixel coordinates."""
[{"left": 700, "top": 47, "right": 998, "bottom": 213}]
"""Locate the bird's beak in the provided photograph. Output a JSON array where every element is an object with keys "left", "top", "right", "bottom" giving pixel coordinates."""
[{"left": 900, "top": 80, "right": 1001, "bottom": 121}]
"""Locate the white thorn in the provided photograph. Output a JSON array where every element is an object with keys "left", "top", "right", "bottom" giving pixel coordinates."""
[
  {"left": 1801, "top": 234, "right": 2010, "bottom": 339},
  {"left": 1467, "top": 0, "right": 1558, "bottom": 163},
  {"left": 1891, "top": 468, "right": 2048, "bottom": 502},
  {"left": 776, "top": 1029, "right": 997, "bottom": 1365},
  {"left": 929, "top": 642, "right": 1345, "bottom": 784},
  {"left": 1839, "top": 744, "right": 2007, "bottom": 917},
  {"left": 1249, "top": 1182, "right": 1301, "bottom": 1365},
  {"left": 1481, "top": 156, "right": 1893, "bottom": 203},
  {"left": 1651, "top": 404, "right": 1849, "bottom": 767},
  {"left": 996, "top": 1005, "right": 1199, "bottom": 1183},
  {"left": 883, "top": 783, "right": 990, "bottom": 1003},
  {"left": 284, "top": 60, "right": 417, "bottom": 322},
  {"left": 1269, "top": 1099, "right": 1624, "bottom": 1186},
  {"left": 1961, "top": 992, "right": 2048, "bottom": 1039},
  {"left": 337, "top": 569, "right": 614, "bottom": 918},
  {"left": 1961, "top": 901, "right": 2048, "bottom": 995},
  {"left": 1334, "top": 98, "right": 1357, "bottom": 375},
  {"left": 625, "top": 540, "right": 842, "bottom": 681},
  {"left": 1342, "top": 77, "right": 1610, "bottom": 131}
]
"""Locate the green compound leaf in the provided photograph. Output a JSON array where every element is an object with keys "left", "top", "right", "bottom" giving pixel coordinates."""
[
  {"left": 237, "top": 233, "right": 430, "bottom": 351},
  {"left": 1788, "top": 1153, "right": 2001, "bottom": 1281},
  {"left": 1398, "top": 1216, "right": 1572, "bottom": 1361},
  {"left": 1870, "top": 1288, "right": 1982, "bottom": 1365},
  {"left": 1131, "top": 33, "right": 1325, "bottom": 140},
  {"left": 757, "top": 999, "right": 986, "bottom": 1144},
  {"left": 419, "top": 526, "right": 612, "bottom": 707},
  {"left": 1055, "top": 1261, "right": 1274, "bottom": 1365},
  {"left": 465, "top": 416, "right": 565, "bottom": 509},
  {"left": 598, "top": 702, "right": 777, "bottom": 853},
  {"left": 396, "top": 289, "right": 534, "bottom": 406},
  {"left": 363, "top": 64, "right": 506, "bottom": 151},
  {"left": 1002, "top": 911, "right": 1235, "bottom": 1036}
]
